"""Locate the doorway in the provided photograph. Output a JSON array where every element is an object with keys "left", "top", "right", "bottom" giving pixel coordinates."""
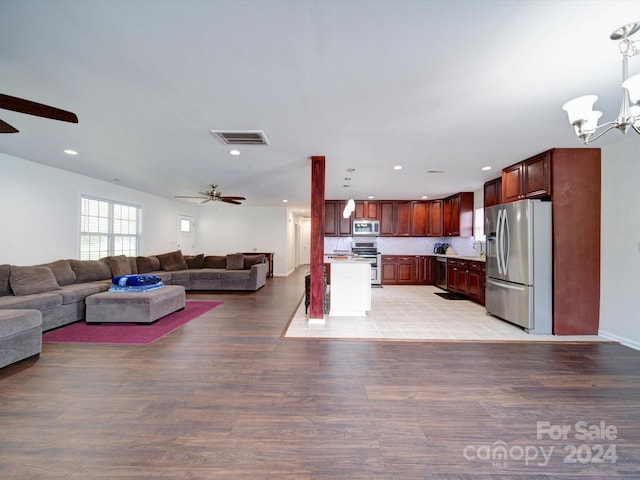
[{"left": 177, "top": 214, "right": 195, "bottom": 254}]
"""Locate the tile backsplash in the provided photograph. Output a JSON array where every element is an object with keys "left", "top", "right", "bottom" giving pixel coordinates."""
[{"left": 324, "top": 236, "right": 482, "bottom": 256}]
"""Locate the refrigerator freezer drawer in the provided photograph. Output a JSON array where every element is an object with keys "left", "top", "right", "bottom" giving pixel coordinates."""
[
  {"left": 486, "top": 278, "right": 533, "bottom": 331},
  {"left": 485, "top": 278, "right": 551, "bottom": 334}
]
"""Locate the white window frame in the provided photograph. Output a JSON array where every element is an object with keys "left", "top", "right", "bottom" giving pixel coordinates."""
[{"left": 80, "top": 195, "right": 142, "bottom": 260}]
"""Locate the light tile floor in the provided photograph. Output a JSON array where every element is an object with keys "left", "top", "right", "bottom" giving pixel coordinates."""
[{"left": 285, "top": 285, "right": 610, "bottom": 342}]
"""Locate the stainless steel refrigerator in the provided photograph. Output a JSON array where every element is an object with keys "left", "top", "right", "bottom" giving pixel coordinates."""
[{"left": 485, "top": 199, "right": 552, "bottom": 334}]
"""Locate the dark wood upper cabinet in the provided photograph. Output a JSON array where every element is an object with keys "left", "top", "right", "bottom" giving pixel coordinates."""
[
  {"left": 483, "top": 177, "right": 502, "bottom": 208},
  {"left": 354, "top": 200, "right": 379, "bottom": 220},
  {"left": 336, "top": 200, "right": 352, "bottom": 236},
  {"left": 443, "top": 192, "right": 474, "bottom": 237},
  {"left": 379, "top": 201, "right": 395, "bottom": 236},
  {"left": 427, "top": 199, "right": 444, "bottom": 237},
  {"left": 410, "top": 201, "right": 428, "bottom": 236},
  {"left": 502, "top": 151, "right": 551, "bottom": 203},
  {"left": 324, "top": 201, "right": 338, "bottom": 236},
  {"left": 394, "top": 201, "right": 411, "bottom": 236},
  {"left": 324, "top": 200, "right": 351, "bottom": 236}
]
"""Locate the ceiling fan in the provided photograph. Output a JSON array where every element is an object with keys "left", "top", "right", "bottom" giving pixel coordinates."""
[
  {"left": 0, "top": 93, "right": 79, "bottom": 133},
  {"left": 175, "top": 184, "right": 246, "bottom": 205}
]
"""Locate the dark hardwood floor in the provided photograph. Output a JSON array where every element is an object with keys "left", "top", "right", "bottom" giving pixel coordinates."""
[{"left": 1, "top": 266, "right": 639, "bottom": 479}]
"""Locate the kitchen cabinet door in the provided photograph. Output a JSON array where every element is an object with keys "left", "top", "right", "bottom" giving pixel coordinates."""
[
  {"left": 336, "top": 201, "right": 352, "bottom": 236},
  {"left": 443, "top": 193, "right": 474, "bottom": 237},
  {"left": 397, "top": 256, "right": 416, "bottom": 283},
  {"left": 418, "top": 256, "right": 435, "bottom": 284},
  {"left": 355, "top": 201, "right": 379, "bottom": 220},
  {"left": 381, "top": 255, "right": 398, "bottom": 284},
  {"left": 394, "top": 201, "right": 411, "bottom": 236},
  {"left": 410, "top": 201, "right": 428, "bottom": 237},
  {"left": 523, "top": 152, "right": 551, "bottom": 199},
  {"left": 502, "top": 164, "right": 523, "bottom": 203},
  {"left": 427, "top": 200, "right": 444, "bottom": 237},
  {"left": 379, "top": 201, "right": 395, "bottom": 236},
  {"left": 324, "top": 201, "right": 338, "bottom": 236},
  {"left": 484, "top": 177, "right": 502, "bottom": 208},
  {"left": 467, "top": 262, "right": 483, "bottom": 304},
  {"left": 446, "top": 260, "right": 457, "bottom": 291}
]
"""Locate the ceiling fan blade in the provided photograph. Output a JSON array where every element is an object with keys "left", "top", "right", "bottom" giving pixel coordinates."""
[
  {"left": 220, "top": 196, "right": 246, "bottom": 200},
  {"left": 200, "top": 198, "right": 212, "bottom": 204},
  {"left": 0, "top": 119, "right": 19, "bottom": 133},
  {"left": 0, "top": 93, "right": 78, "bottom": 123},
  {"left": 174, "top": 195, "right": 208, "bottom": 199},
  {"left": 220, "top": 198, "right": 242, "bottom": 205}
]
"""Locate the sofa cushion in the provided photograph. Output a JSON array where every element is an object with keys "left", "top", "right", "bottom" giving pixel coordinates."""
[
  {"left": 225, "top": 253, "right": 245, "bottom": 270},
  {"left": 203, "top": 255, "right": 226, "bottom": 269},
  {"left": 0, "top": 292, "right": 62, "bottom": 310},
  {"left": 128, "top": 257, "right": 138, "bottom": 274},
  {"left": 185, "top": 254, "right": 205, "bottom": 269},
  {"left": 0, "top": 264, "right": 11, "bottom": 296},
  {"left": 104, "top": 255, "right": 132, "bottom": 277},
  {"left": 57, "top": 282, "right": 110, "bottom": 304},
  {"left": 39, "top": 260, "right": 76, "bottom": 286},
  {"left": 69, "top": 259, "right": 112, "bottom": 283},
  {"left": 136, "top": 256, "right": 161, "bottom": 274},
  {"left": 157, "top": 250, "right": 188, "bottom": 272},
  {"left": 9, "top": 266, "right": 61, "bottom": 296},
  {"left": 244, "top": 254, "right": 266, "bottom": 269}
]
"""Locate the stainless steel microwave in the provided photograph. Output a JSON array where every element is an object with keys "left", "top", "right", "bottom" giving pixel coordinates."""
[{"left": 353, "top": 220, "right": 380, "bottom": 236}]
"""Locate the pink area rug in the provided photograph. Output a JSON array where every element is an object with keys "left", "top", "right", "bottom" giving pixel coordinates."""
[{"left": 43, "top": 301, "right": 222, "bottom": 345}]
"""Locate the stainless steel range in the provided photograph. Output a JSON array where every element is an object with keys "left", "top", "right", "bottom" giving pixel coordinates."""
[{"left": 351, "top": 237, "right": 381, "bottom": 285}]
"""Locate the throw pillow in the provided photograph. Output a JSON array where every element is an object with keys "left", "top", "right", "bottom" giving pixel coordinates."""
[
  {"left": 156, "top": 250, "right": 188, "bottom": 272},
  {"left": 39, "top": 260, "right": 76, "bottom": 286},
  {"left": 104, "top": 255, "right": 132, "bottom": 277},
  {"left": 185, "top": 253, "right": 205, "bottom": 269},
  {"left": 203, "top": 255, "right": 226, "bottom": 269},
  {"left": 243, "top": 254, "right": 266, "bottom": 269},
  {"left": 9, "top": 265, "right": 61, "bottom": 296},
  {"left": 136, "top": 256, "right": 161, "bottom": 274},
  {"left": 0, "top": 264, "right": 12, "bottom": 296},
  {"left": 69, "top": 259, "right": 112, "bottom": 283},
  {"left": 226, "top": 253, "right": 245, "bottom": 270}
]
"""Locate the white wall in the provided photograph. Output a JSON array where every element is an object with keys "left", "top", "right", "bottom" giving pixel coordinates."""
[
  {"left": 600, "top": 135, "right": 640, "bottom": 349},
  {"left": 194, "top": 205, "right": 291, "bottom": 275},
  {"left": 0, "top": 153, "right": 197, "bottom": 264}
]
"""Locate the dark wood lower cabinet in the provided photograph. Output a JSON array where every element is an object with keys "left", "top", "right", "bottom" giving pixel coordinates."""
[
  {"left": 382, "top": 255, "right": 435, "bottom": 285},
  {"left": 447, "top": 258, "right": 485, "bottom": 305}
]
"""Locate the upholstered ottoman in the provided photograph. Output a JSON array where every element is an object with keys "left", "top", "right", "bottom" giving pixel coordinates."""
[
  {"left": 85, "top": 285, "right": 186, "bottom": 324},
  {"left": 0, "top": 309, "right": 42, "bottom": 368}
]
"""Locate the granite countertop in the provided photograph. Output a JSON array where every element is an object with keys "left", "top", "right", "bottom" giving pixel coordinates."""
[{"left": 432, "top": 253, "right": 486, "bottom": 262}]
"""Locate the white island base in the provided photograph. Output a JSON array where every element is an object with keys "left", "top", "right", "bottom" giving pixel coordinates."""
[{"left": 328, "top": 261, "right": 371, "bottom": 316}]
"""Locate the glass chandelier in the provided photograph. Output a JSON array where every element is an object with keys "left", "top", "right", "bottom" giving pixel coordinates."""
[{"left": 562, "top": 21, "right": 640, "bottom": 144}]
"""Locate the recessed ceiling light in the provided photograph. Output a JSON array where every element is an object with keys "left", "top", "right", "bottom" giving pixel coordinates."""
[
  {"left": 421, "top": 195, "right": 428, "bottom": 199},
  {"left": 282, "top": 199, "right": 288, "bottom": 203},
  {"left": 367, "top": 195, "right": 374, "bottom": 199},
  {"left": 482, "top": 166, "right": 492, "bottom": 171},
  {"left": 427, "top": 170, "right": 445, "bottom": 174},
  {"left": 64, "top": 149, "right": 78, "bottom": 155},
  {"left": 229, "top": 149, "right": 240, "bottom": 156},
  {"left": 393, "top": 165, "right": 402, "bottom": 170}
]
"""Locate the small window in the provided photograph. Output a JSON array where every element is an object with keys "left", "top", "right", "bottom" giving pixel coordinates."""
[
  {"left": 180, "top": 219, "right": 191, "bottom": 232},
  {"left": 80, "top": 196, "right": 141, "bottom": 260}
]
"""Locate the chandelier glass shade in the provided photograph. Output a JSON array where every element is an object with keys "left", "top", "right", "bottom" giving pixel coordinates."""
[{"left": 562, "top": 21, "right": 640, "bottom": 144}]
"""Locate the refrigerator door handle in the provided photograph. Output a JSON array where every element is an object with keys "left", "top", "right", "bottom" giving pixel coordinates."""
[
  {"left": 496, "top": 208, "right": 505, "bottom": 275},
  {"left": 487, "top": 278, "right": 526, "bottom": 291},
  {"left": 503, "top": 209, "right": 510, "bottom": 274}
]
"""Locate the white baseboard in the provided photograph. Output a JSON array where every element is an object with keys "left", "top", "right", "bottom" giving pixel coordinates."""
[{"left": 598, "top": 330, "right": 640, "bottom": 351}]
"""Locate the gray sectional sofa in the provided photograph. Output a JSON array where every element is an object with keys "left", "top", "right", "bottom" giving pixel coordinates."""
[{"left": 0, "top": 251, "right": 268, "bottom": 367}]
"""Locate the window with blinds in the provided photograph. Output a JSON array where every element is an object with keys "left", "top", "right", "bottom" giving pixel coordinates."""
[{"left": 80, "top": 196, "right": 141, "bottom": 260}]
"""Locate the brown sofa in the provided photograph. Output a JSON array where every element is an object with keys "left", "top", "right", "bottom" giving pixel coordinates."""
[{"left": 0, "top": 251, "right": 268, "bottom": 335}]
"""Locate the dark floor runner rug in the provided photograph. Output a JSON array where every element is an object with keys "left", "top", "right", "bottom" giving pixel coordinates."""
[
  {"left": 43, "top": 301, "right": 222, "bottom": 345},
  {"left": 434, "top": 292, "right": 467, "bottom": 300}
]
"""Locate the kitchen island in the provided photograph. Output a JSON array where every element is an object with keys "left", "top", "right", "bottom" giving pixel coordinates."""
[{"left": 326, "top": 258, "right": 371, "bottom": 316}]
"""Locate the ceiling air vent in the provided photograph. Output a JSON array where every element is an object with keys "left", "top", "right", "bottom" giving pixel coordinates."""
[{"left": 210, "top": 130, "right": 270, "bottom": 146}]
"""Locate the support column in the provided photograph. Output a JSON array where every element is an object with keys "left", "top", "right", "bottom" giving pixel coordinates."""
[{"left": 309, "top": 156, "right": 325, "bottom": 320}]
